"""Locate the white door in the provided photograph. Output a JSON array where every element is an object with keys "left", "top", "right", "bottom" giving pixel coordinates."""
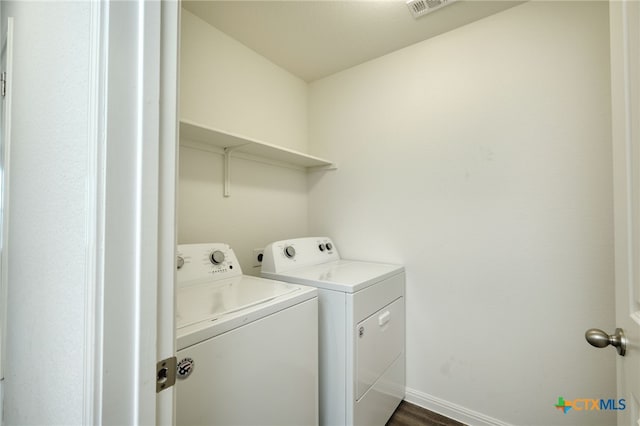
[{"left": 609, "top": 1, "right": 640, "bottom": 425}]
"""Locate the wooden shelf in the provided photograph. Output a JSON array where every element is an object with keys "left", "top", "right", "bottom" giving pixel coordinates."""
[{"left": 180, "top": 119, "right": 335, "bottom": 169}]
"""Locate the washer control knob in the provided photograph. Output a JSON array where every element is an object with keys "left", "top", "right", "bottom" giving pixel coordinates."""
[
  {"left": 177, "top": 256, "right": 185, "bottom": 270},
  {"left": 318, "top": 244, "right": 326, "bottom": 251},
  {"left": 284, "top": 246, "right": 296, "bottom": 259},
  {"left": 210, "top": 250, "right": 225, "bottom": 265},
  {"left": 326, "top": 242, "right": 333, "bottom": 251}
]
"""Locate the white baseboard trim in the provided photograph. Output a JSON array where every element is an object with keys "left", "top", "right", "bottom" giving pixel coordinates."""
[{"left": 404, "top": 387, "right": 514, "bottom": 426}]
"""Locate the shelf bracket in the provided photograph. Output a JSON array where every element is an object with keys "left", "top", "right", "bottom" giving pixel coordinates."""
[
  {"left": 223, "top": 147, "right": 233, "bottom": 197},
  {"left": 223, "top": 146, "right": 246, "bottom": 197}
]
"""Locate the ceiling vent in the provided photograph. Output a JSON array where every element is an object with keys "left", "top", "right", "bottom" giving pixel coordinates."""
[{"left": 406, "top": 0, "right": 457, "bottom": 19}]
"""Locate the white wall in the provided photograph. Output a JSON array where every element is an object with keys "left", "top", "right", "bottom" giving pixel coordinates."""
[
  {"left": 178, "top": 147, "right": 309, "bottom": 276},
  {"left": 179, "top": 9, "right": 309, "bottom": 275},
  {"left": 308, "top": 2, "right": 615, "bottom": 425},
  {"left": 180, "top": 9, "right": 308, "bottom": 152},
  {"left": 1, "top": 1, "right": 90, "bottom": 423}
]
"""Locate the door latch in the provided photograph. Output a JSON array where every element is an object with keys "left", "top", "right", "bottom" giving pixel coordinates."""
[{"left": 156, "top": 356, "right": 177, "bottom": 393}]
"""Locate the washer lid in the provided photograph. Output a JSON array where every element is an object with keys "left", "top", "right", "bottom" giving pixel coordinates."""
[
  {"left": 262, "top": 260, "right": 404, "bottom": 293},
  {"left": 177, "top": 275, "right": 305, "bottom": 329},
  {"left": 176, "top": 275, "right": 317, "bottom": 350}
]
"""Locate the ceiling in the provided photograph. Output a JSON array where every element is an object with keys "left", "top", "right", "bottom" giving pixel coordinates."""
[{"left": 182, "top": 0, "right": 525, "bottom": 82}]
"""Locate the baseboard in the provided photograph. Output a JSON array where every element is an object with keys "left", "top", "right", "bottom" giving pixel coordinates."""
[{"left": 404, "top": 387, "right": 514, "bottom": 426}]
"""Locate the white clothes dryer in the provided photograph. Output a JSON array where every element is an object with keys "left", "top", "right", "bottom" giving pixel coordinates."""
[
  {"left": 175, "top": 243, "right": 318, "bottom": 426},
  {"left": 261, "top": 237, "right": 405, "bottom": 426}
]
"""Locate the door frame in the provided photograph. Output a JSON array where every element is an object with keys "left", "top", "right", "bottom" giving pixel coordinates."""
[
  {"left": 157, "top": 2, "right": 180, "bottom": 424},
  {"left": 610, "top": 0, "right": 640, "bottom": 424},
  {"left": 84, "top": 1, "right": 179, "bottom": 424},
  {"left": 0, "top": 18, "right": 13, "bottom": 423}
]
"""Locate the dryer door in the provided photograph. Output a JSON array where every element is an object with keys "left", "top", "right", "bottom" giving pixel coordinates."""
[{"left": 356, "top": 297, "right": 404, "bottom": 400}]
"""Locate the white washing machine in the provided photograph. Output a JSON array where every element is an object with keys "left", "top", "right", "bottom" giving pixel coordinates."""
[
  {"left": 175, "top": 243, "right": 318, "bottom": 426},
  {"left": 261, "top": 237, "right": 405, "bottom": 426}
]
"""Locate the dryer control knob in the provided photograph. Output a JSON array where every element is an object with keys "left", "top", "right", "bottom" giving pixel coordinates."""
[
  {"left": 210, "top": 250, "right": 225, "bottom": 265},
  {"left": 318, "top": 244, "right": 326, "bottom": 251},
  {"left": 326, "top": 242, "right": 333, "bottom": 251},
  {"left": 284, "top": 246, "right": 296, "bottom": 259}
]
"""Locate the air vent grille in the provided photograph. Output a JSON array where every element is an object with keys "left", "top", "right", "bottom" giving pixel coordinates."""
[{"left": 406, "top": 0, "right": 457, "bottom": 19}]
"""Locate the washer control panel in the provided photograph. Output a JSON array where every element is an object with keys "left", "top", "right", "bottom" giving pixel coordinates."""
[
  {"left": 177, "top": 243, "right": 242, "bottom": 285},
  {"left": 261, "top": 237, "right": 340, "bottom": 273}
]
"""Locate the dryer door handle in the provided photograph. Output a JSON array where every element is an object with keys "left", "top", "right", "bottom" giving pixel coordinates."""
[{"left": 378, "top": 310, "right": 391, "bottom": 326}]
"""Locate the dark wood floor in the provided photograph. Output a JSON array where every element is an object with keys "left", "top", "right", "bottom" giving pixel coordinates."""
[{"left": 386, "top": 401, "right": 467, "bottom": 426}]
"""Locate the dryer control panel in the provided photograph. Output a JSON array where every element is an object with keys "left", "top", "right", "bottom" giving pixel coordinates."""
[
  {"left": 177, "top": 243, "right": 242, "bottom": 285},
  {"left": 262, "top": 237, "right": 340, "bottom": 273}
]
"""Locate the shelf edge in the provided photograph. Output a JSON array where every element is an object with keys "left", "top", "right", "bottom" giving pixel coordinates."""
[{"left": 179, "top": 119, "right": 335, "bottom": 170}]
